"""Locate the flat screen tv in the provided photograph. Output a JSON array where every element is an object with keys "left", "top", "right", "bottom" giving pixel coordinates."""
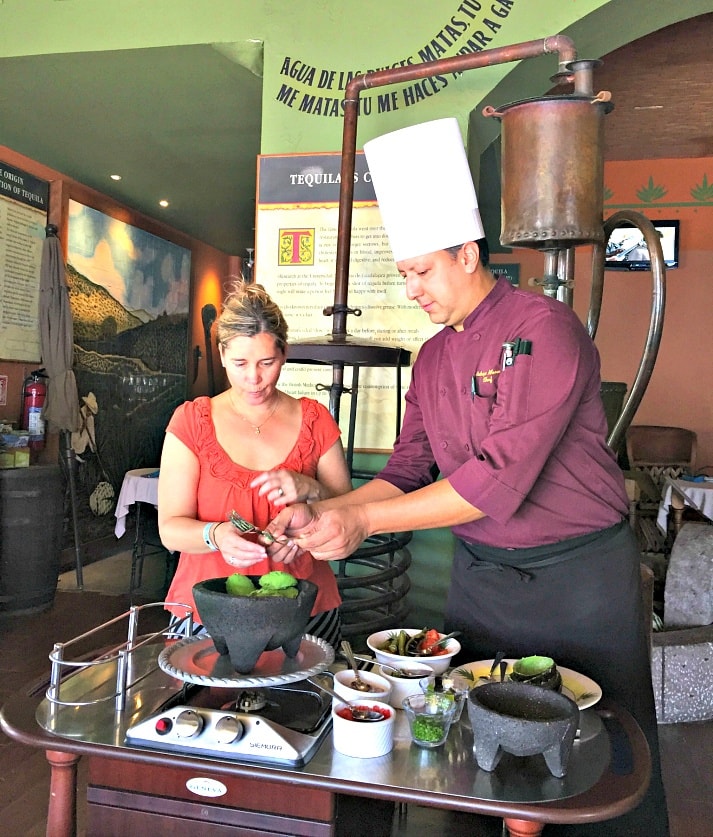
[{"left": 605, "top": 219, "right": 680, "bottom": 271}]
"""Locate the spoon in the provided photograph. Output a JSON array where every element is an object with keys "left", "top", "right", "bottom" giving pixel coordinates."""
[
  {"left": 344, "top": 654, "right": 433, "bottom": 679},
  {"left": 349, "top": 653, "right": 380, "bottom": 667},
  {"left": 347, "top": 654, "right": 429, "bottom": 678},
  {"left": 379, "top": 661, "right": 433, "bottom": 679},
  {"left": 382, "top": 664, "right": 432, "bottom": 679},
  {"left": 416, "top": 631, "right": 461, "bottom": 656},
  {"left": 307, "top": 677, "right": 384, "bottom": 722},
  {"left": 340, "top": 640, "right": 372, "bottom": 691},
  {"left": 489, "top": 650, "right": 507, "bottom": 680},
  {"left": 474, "top": 651, "right": 509, "bottom": 685}
]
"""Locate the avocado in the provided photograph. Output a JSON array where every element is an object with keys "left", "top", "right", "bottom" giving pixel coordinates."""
[
  {"left": 258, "top": 570, "right": 298, "bottom": 591},
  {"left": 225, "top": 573, "right": 257, "bottom": 597}
]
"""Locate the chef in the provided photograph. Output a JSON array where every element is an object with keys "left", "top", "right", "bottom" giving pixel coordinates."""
[{"left": 270, "top": 118, "right": 668, "bottom": 835}]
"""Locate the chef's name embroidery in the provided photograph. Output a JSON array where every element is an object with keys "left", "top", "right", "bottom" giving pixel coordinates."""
[
  {"left": 476, "top": 368, "right": 500, "bottom": 385},
  {"left": 471, "top": 368, "right": 500, "bottom": 400}
]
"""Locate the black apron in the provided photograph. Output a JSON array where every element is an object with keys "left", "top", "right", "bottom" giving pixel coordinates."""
[{"left": 445, "top": 520, "right": 669, "bottom": 836}]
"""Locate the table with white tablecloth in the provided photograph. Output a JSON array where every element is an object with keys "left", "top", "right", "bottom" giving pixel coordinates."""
[
  {"left": 657, "top": 476, "right": 713, "bottom": 534},
  {"left": 114, "top": 468, "right": 160, "bottom": 538},
  {"left": 114, "top": 468, "right": 174, "bottom": 593}
]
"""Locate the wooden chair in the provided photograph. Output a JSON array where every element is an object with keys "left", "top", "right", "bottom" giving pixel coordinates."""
[{"left": 625, "top": 425, "right": 697, "bottom": 555}]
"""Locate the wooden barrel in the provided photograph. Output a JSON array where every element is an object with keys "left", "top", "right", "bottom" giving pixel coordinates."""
[{"left": 0, "top": 464, "right": 64, "bottom": 615}]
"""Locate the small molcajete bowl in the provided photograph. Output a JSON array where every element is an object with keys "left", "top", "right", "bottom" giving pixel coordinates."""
[
  {"left": 468, "top": 681, "right": 579, "bottom": 778},
  {"left": 193, "top": 576, "right": 317, "bottom": 674},
  {"left": 509, "top": 655, "right": 562, "bottom": 692}
]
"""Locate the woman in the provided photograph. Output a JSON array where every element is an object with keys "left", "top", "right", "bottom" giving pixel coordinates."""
[{"left": 158, "top": 282, "right": 352, "bottom": 645}]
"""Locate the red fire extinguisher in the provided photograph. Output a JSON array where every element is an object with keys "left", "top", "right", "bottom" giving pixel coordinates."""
[{"left": 22, "top": 368, "right": 48, "bottom": 451}]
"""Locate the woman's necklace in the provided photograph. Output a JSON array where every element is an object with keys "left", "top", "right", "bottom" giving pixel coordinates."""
[{"left": 228, "top": 389, "right": 280, "bottom": 435}]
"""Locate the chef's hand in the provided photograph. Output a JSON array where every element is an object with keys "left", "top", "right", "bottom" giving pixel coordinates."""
[
  {"left": 268, "top": 503, "right": 369, "bottom": 561},
  {"left": 250, "top": 468, "right": 321, "bottom": 507},
  {"left": 212, "top": 521, "right": 267, "bottom": 570}
]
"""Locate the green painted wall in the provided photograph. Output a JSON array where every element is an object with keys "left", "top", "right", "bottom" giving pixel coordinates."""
[{"left": 2, "top": 0, "right": 708, "bottom": 159}]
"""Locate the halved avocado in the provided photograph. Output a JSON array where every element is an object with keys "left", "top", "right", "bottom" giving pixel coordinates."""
[{"left": 510, "top": 655, "right": 562, "bottom": 691}]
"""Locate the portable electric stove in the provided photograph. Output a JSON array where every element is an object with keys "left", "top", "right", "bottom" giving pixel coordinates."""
[
  {"left": 125, "top": 676, "right": 334, "bottom": 767},
  {"left": 125, "top": 632, "right": 335, "bottom": 767}
]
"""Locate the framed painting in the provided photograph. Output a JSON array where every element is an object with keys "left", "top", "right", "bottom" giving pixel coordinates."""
[{"left": 66, "top": 200, "right": 191, "bottom": 537}]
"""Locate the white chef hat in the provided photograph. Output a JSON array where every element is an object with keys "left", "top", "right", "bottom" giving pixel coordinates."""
[{"left": 363, "top": 117, "right": 485, "bottom": 262}]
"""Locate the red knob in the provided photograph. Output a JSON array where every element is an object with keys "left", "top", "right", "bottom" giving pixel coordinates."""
[{"left": 155, "top": 717, "right": 173, "bottom": 735}]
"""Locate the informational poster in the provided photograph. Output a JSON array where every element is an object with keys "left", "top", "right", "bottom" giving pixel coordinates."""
[
  {"left": 255, "top": 152, "right": 439, "bottom": 451},
  {"left": 492, "top": 263, "right": 520, "bottom": 288},
  {"left": 0, "top": 162, "right": 49, "bottom": 361}
]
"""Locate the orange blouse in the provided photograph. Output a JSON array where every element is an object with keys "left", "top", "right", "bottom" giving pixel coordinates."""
[{"left": 164, "top": 396, "right": 342, "bottom": 621}]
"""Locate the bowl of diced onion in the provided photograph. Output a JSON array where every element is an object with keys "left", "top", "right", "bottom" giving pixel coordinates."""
[{"left": 366, "top": 628, "right": 460, "bottom": 676}]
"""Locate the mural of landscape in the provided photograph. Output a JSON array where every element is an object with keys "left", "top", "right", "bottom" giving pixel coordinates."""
[{"left": 66, "top": 200, "right": 191, "bottom": 545}]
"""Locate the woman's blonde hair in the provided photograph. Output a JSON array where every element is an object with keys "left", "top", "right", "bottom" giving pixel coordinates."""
[{"left": 216, "top": 281, "right": 288, "bottom": 353}]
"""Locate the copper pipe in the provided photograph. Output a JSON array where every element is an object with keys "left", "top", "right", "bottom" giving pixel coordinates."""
[
  {"left": 558, "top": 247, "right": 575, "bottom": 307},
  {"left": 333, "top": 35, "right": 577, "bottom": 339},
  {"left": 588, "top": 211, "right": 666, "bottom": 452},
  {"left": 542, "top": 250, "right": 560, "bottom": 298},
  {"left": 567, "top": 59, "right": 601, "bottom": 97}
]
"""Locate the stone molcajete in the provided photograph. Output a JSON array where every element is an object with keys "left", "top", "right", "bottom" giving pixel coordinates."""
[
  {"left": 192, "top": 576, "right": 318, "bottom": 674},
  {"left": 467, "top": 682, "right": 579, "bottom": 778},
  {"left": 509, "top": 655, "right": 563, "bottom": 692}
]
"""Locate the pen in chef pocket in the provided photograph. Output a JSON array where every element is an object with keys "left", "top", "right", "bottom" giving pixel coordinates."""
[{"left": 501, "top": 342, "right": 515, "bottom": 370}]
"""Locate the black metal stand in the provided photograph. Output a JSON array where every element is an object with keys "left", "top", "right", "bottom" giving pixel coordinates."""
[
  {"left": 337, "top": 532, "right": 412, "bottom": 637},
  {"left": 287, "top": 337, "right": 413, "bottom": 633},
  {"left": 60, "top": 430, "right": 83, "bottom": 589},
  {"left": 129, "top": 501, "right": 177, "bottom": 599},
  {"left": 287, "top": 336, "right": 410, "bottom": 474}
]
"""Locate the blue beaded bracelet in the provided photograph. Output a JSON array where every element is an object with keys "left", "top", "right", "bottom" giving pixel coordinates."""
[{"left": 202, "top": 522, "right": 219, "bottom": 551}]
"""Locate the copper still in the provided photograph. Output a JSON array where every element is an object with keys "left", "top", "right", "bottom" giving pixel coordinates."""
[
  {"left": 325, "top": 38, "right": 665, "bottom": 452},
  {"left": 485, "top": 92, "right": 612, "bottom": 250}
]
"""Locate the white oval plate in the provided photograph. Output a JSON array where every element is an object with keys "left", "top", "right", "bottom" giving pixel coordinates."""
[{"left": 451, "top": 658, "right": 602, "bottom": 710}]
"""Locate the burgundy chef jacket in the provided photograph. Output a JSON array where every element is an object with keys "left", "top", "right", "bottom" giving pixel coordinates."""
[{"left": 378, "top": 278, "right": 628, "bottom": 548}]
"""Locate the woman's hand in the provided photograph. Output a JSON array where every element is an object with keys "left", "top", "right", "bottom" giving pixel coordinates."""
[
  {"left": 262, "top": 534, "right": 303, "bottom": 565},
  {"left": 212, "top": 521, "right": 268, "bottom": 570},
  {"left": 250, "top": 469, "right": 320, "bottom": 506}
]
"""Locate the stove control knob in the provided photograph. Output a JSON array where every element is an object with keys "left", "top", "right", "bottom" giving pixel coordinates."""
[
  {"left": 174, "top": 709, "right": 203, "bottom": 739},
  {"left": 214, "top": 715, "right": 244, "bottom": 745},
  {"left": 155, "top": 717, "right": 173, "bottom": 735}
]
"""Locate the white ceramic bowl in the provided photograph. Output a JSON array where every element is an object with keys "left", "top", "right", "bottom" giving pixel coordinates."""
[
  {"left": 332, "top": 669, "right": 392, "bottom": 705},
  {"left": 377, "top": 663, "right": 429, "bottom": 709},
  {"left": 366, "top": 629, "right": 461, "bottom": 676},
  {"left": 331, "top": 699, "right": 395, "bottom": 758}
]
